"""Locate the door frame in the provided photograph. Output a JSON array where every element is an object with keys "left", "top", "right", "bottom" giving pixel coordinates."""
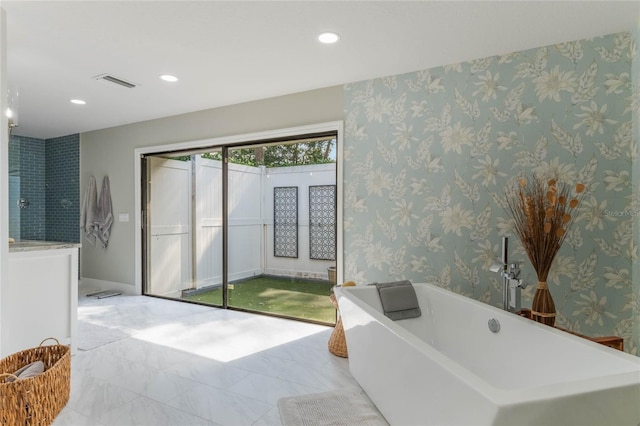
[{"left": 133, "top": 121, "right": 344, "bottom": 296}]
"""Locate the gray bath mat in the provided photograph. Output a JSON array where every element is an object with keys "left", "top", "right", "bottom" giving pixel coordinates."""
[
  {"left": 278, "top": 387, "right": 388, "bottom": 426},
  {"left": 86, "top": 289, "right": 122, "bottom": 299}
]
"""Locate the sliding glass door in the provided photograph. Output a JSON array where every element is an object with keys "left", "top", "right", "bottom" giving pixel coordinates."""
[
  {"left": 143, "top": 155, "right": 194, "bottom": 299},
  {"left": 190, "top": 151, "right": 225, "bottom": 306},
  {"left": 226, "top": 140, "right": 336, "bottom": 322},
  {"left": 143, "top": 151, "right": 224, "bottom": 306},
  {"left": 142, "top": 135, "right": 337, "bottom": 324}
]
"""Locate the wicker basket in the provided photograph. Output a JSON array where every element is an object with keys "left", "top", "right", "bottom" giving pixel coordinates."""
[
  {"left": 0, "top": 338, "right": 71, "bottom": 426},
  {"left": 328, "top": 294, "right": 348, "bottom": 358}
]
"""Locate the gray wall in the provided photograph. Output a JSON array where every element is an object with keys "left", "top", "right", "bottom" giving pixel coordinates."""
[{"left": 80, "top": 86, "right": 343, "bottom": 288}]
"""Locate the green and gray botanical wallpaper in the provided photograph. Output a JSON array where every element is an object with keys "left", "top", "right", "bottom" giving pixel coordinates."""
[
  {"left": 343, "top": 31, "right": 639, "bottom": 354},
  {"left": 631, "top": 21, "right": 640, "bottom": 356}
]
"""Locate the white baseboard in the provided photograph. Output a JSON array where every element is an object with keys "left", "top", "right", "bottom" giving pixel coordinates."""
[
  {"left": 79, "top": 278, "right": 139, "bottom": 296},
  {"left": 263, "top": 268, "right": 329, "bottom": 281},
  {"left": 228, "top": 268, "right": 262, "bottom": 282}
]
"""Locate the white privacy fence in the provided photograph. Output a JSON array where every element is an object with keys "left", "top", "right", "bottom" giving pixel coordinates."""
[
  {"left": 262, "top": 163, "right": 337, "bottom": 280},
  {"left": 158, "top": 157, "right": 336, "bottom": 295}
]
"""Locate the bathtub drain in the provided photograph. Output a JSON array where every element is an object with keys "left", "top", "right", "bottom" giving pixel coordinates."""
[{"left": 488, "top": 318, "right": 500, "bottom": 333}]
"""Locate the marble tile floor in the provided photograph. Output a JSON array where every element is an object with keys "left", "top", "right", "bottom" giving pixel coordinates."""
[{"left": 53, "top": 293, "right": 358, "bottom": 426}]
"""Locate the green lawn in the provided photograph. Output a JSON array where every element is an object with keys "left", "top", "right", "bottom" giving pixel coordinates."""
[{"left": 184, "top": 275, "right": 336, "bottom": 324}]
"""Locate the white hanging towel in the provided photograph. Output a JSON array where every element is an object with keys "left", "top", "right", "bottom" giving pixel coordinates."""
[
  {"left": 93, "top": 176, "right": 114, "bottom": 248},
  {"left": 79, "top": 176, "right": 97, "bottom": 245}
]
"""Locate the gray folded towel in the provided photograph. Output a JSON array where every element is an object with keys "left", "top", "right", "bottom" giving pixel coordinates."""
[
  {"left": 374, "top": 280, "right": 421, "bottom": 320},
  {"left": 5, "top": 361, "right": 45, "bottom": 382}
]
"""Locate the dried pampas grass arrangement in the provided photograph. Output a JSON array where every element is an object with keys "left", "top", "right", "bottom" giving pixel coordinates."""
[{"left": 504, "top": 174, "right": 585, "bottom": 326}]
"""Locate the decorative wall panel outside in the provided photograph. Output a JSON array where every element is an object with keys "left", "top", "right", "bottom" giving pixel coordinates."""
[
  {"left": 273, "top": 186, "right": 299, "bottom": 258},
  {"left": 309, "top": 185, "right": 337, "bottom": 261},
  {"left": 343, "top": 32, "right": 638, "bottom": 353}
]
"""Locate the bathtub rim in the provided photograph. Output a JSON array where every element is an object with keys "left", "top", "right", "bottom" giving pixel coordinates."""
[{"left": 335, "top": 282, "right": 640, "bottom": 407}]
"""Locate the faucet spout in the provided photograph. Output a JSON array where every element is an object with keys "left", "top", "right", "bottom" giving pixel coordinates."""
[
  {"left": 493, "top": 238, "right": 527, "bottom": 313},
  {"left": 505, "top": 263, "right": 526, "bottom": 312}
]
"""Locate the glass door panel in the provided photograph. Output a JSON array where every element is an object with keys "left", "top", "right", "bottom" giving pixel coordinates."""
[
  {"left": 143, "top": 151, "right": 223, "bottom": 306},
  {"left": 227, "top": 140, "right": 336, "bottom": 323},
  {"left": 184, "top": 152, "right": 224, "bottom": 306},
  {"left": 144, "top": 155, "right": 192, "bottom": 299}
]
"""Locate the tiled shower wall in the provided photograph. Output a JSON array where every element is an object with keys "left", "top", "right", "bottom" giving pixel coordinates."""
[
  {"left": 343, "top": 31, "right": 639, "bottom": 353},
  {"left": 45, "top": 134, "right": 80, "bottom": 242},
  {"left": 9, "top": 134, "right": 80, "bottom": 243},
  {"left": 11, "top": 135, "right": 46, "bottom": 240},
  {"left": 8, "top": 135, "right": 21, "bottom": 239}
]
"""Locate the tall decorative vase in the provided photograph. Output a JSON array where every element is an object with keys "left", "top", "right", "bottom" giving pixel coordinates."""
[
  {"left": 503, "top": 175, "right": 585, "bottom": 328},
  {"left": 531, "top": 281, "right": 556, "bottom": 326}
]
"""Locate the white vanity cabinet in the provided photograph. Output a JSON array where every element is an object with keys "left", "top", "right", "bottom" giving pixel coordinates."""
[{"left": 2, "top": 242, "right": 80, "bottom": 357}]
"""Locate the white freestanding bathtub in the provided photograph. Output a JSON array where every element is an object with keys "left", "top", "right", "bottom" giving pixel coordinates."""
[{"left": 335, "top": 283, "right": 640, "bottom": 426}]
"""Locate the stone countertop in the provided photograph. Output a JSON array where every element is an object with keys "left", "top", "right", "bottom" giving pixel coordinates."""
[{"left": 9, "top": 240, "right": 82, "bottom": 253}]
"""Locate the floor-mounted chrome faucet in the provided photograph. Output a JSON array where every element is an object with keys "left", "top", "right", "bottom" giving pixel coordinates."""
[{"left": 490, "top": 237, "right": 527, "bottom": 313}]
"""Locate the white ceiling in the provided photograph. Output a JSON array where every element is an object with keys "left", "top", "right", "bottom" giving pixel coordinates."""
[{"left": 2, "top": 1, "right": 639, "bottom": 139}]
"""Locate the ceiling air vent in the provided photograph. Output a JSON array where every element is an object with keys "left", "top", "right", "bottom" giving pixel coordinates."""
[{"left": 93, "top": 74, "right": 139, "bottom": 89}]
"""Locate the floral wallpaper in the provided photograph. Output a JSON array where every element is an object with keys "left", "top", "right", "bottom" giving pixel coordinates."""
[
  {"left": 632, "top": 21, "right": 640, "bottom": 356},
  {"left": 343, "top": 31, "right": 639, "bottom": 354}
]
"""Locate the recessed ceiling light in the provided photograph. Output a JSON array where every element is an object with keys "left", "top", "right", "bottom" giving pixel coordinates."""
[
  {"left": 70, "top": 99, "right": 86, "bottom": 105},
  {"left": 318, "top": 32, "right": 340, "bottom": 44},
  {"left": 160, "top": 74, "right": 178, "bottom": 82}
]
